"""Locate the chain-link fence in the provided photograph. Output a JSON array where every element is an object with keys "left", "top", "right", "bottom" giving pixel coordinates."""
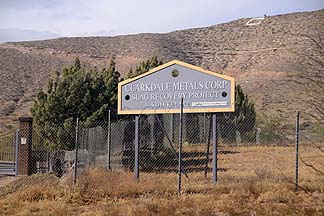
[{"left": 27, "top": 111, "right": 324, "bottom": 192}]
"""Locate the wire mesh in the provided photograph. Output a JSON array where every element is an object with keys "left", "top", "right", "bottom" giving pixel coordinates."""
[
  {"left": 26, "top": 111, "right": 324, "bottom": 191},
  {"left": 298, "top": 115, "right": 324, "bottom": 190}
]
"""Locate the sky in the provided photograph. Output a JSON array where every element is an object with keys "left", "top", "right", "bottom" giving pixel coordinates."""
[{"left": 0, "top": 0, "right": 323, "bottom": 42}]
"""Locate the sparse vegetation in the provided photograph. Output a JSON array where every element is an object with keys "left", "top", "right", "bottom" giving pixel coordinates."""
[
  {"left": 287, "top": 30, "right": 324, "bottom": 136},
  {"left": 1, "top": 10, "right": 324, "bottom": 131},
  {"left": 0, "top": 145, "right": 323, "bottom": 215}
]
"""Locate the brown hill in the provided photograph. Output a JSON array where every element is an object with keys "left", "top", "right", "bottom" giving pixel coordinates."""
[{"left": 0, "top": 9, "right": 323, "bottom": 131}]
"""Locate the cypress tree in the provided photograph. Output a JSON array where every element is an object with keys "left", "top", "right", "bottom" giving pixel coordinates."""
[{"left": 31, "top": 58, "right": 122, "bottom": 150}]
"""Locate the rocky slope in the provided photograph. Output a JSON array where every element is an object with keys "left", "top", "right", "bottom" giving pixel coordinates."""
[{"left": 0, "top": 9, "right": 323, "bottom": 131}]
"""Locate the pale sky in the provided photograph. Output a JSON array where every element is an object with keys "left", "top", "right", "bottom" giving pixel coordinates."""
[{"left": 0, "top": 0, "right": 323, "bottom": 42}]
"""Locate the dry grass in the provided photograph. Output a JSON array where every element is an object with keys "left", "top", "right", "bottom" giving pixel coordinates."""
[{"left": 0, "top": 145, "right": 323, "bottom": 215}]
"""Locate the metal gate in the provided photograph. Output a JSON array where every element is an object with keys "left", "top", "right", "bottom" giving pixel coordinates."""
[{"left": 0, "top": 130, "right": 18, "bottom": 175}]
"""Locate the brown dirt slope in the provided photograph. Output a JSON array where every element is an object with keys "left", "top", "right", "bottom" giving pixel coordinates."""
[{"left": 0, "top": 9, "right": 323, "bottom": 131}]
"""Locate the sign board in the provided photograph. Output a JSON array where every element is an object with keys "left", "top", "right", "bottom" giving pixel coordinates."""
[
  {"left": 118, "top": 60, "right": 235, "bottom": 114},
  {"left": 21, "top": 137, "right": 27, "bottom": 145}
]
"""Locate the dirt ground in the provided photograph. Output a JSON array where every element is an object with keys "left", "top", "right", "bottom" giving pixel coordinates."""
[
  {"left": 0, "top": 176, "right": 19, "bottom": 189},
  {"left": 0, "top": 145, "right": 323, "bottom": 215}
]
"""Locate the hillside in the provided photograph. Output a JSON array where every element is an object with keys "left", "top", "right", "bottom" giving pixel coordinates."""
[{"left": 0, "top": 9, "right": 323, "bottom": 131}]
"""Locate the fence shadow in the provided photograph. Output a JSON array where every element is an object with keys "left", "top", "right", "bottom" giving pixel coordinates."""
[{"left": 116, "top": 148, "right": 237, "bottom": 173}]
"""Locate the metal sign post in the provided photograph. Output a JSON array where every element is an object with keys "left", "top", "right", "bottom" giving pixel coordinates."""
[
  {"left": 170, "top": 113, "right": 174, "bottom": 143},
  {"left": 134, "top": 115, "right": 140, "bottom": 181},
  {"left": 178, "top": 97, "right": 184, "bottom": 194},
  {"left": 204, "top": 116, "right": 212, "bottom": 178},
  {"left": 212, "top": 113, "right": 218, "bottom": 184}
]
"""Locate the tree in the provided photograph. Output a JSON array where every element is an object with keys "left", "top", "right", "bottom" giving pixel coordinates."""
[
  {"left": 219, "top": 84, "right": 256, "bottom": 143},
  {"left": 233, "top": 84, "right": 256, "bottom": 133},
  {"left": 88, "top": 59, "right": 122, "bottom": 122},
  {"left": 126, "top": 56, "right": 163, "bottom": 79},
  {"left": 31, "top": 58, "right": 122, "bottom": 150}
]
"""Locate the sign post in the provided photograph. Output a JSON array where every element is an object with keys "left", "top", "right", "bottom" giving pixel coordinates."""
[
  {"left": 212, "top": 113, "right": 218, "bottom": 184},
  {"left": 178, "top": 97, "right": 184, "bottom": 193},
  {"left": 134, "top": 115, "right": 140, "bottom": 181}
]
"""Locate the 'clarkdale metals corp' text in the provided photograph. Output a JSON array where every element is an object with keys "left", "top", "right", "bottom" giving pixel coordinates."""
[{"left": 125, "top": 81, "right": 229, "bottom": 92}]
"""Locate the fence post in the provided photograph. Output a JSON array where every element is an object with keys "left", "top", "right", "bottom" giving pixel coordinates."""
[
  {"left": 134, "top": 115, "right": 140, "bottom": 181},
  {"left": 18, "top": 117, "right": 33, "bottom": 175},
  {"left": 12, "top": 133, "right": 15, "bottom": 171},
  {"left": 107, "top": 110, "right": 111, "bottom": 170},
  {"left": 178, "top": 97, "right": 184, "bottom": 194},
  {"left": 47, "top": 151, "right": 50, "bottom": 172},
  {"left": 256, "top": 128, "right": 261, "bottom": 145},
  {"left": 150, "top": 115, "right": 154, "bottom": 156},
  {"left": 205, "top": 116, "right": 211, "bottom": 178},
  {"left": 295, "top": 111, "right": 300, "bottom": 192},
  {"left": 73, "top": 117, "right": 79, "bottom": 184},
  {"left": 212, "top": 113, "right": 218, "bottom": 184},
  {"left": 15, "top": 129, "right": 19, "bottom": 176}
]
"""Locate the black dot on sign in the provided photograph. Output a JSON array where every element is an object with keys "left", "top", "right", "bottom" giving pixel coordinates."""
[
  {"left": 125, "top": 95, "right": 130, "bottom": 100},
  {"left": 222, "top": 92, "right": 227, "bottom": 97},
  {"left": 171, "top": 69, "right": 179, "bottom": 77}
]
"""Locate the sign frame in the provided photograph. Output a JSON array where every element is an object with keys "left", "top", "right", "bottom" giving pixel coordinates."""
[{"left": 118, "top": 60, "right": 235, "bottom": 114}]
